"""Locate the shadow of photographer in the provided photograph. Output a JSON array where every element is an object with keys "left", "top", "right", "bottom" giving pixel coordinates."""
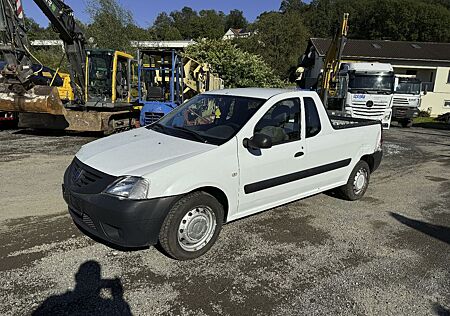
[{"left": 32, "top": 260, "right": 132, "bottom": 315}]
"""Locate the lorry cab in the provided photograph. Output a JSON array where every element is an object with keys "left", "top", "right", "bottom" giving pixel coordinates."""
[
  {"left": 391, "top": 75, "right": 421, "bottom": 127},
  {"left": 339, "top": 62, "right": 395, "bottom": 129}
]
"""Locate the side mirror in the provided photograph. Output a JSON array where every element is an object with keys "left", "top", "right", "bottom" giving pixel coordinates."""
[{"left": 243, "top": 133, "right": 272, "bottom": 150}]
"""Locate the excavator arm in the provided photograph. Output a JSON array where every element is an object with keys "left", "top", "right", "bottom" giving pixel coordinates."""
[
  {"left": 33, "top": 0, "right": 86, "bottom": 104},
  {"left": 320, "top": 13, "right": 349, "bottom": 101},
  {"left": 0, "top": 0, "right": 34, "bottom": 93}
]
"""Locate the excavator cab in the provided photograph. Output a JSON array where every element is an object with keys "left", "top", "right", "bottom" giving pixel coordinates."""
[{"left": 85, "top": 49, "right": 134, "bottom": 108}]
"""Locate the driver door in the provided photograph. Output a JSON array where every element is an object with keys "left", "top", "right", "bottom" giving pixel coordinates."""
[{"left": 236, "top": 97, "right": 314, "bottom": 216}]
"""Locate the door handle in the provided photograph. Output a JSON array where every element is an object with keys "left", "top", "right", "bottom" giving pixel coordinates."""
[{"left": 294, "top": 152, "right": 304, "bottom": 158}]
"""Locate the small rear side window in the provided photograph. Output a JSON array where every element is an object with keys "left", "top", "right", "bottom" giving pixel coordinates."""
[{"left": 304, "top": 97, "right": 321, "bottom": 138}]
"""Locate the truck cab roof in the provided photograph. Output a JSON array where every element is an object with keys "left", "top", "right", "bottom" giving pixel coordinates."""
[{"left": 342, "top": 62, "right": 394, "bottom": 73}]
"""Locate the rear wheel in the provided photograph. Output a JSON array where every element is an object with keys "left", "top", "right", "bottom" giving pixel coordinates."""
[
  {"left": 338, "top": 160, "right": 370, "bottom": 201},
  {"left": 159, "top": 191, "right": 224, "bottom": 260}
]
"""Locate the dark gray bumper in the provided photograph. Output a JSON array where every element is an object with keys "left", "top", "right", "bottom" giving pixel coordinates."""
[{"left": 63, "top": 159, "right": 179, "bottom": 248}]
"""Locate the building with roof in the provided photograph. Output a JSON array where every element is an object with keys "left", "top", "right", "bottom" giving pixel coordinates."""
[
  {"left": 222, "top": 28, "right": 252, "bottom": 40},
  {"left": 300, "top": 38, "right": 450, "bottom": 116}
]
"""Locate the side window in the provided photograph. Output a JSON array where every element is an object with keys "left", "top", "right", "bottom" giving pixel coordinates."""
[
  {"left": 304, "top": 97, "right": 321, "bottom": 138},
  {"left": 254, "top": 98, "right": 301, "bottom": 145}
]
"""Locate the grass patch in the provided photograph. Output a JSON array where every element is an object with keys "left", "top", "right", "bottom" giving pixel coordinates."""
[
  {"left": 413, "top": 117, "right": 435, "bottom": 124},
  {"left": 412, "top": 117, "right": 450, "bottom": 130}
]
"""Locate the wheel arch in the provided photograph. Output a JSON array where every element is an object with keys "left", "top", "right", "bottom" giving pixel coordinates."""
[
  {"left": 191, "top": 186, "right": 229, "bottom": 223},
  {"left": 360, "top": 154, "right": 375, "bottom": 172}
]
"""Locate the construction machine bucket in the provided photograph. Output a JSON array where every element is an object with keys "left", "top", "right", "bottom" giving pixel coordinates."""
[{"left": 0, "top": 85, "right": 65, "bottom": 115}]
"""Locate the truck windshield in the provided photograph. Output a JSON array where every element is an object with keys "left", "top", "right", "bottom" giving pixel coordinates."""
[
  {"left": 348, "top": 74, "right": 394, "bottom": 93},
  {"left": 147, "top": 94, "right": 266, "bottom": 145},
  {"left": 395, "top": 80, "right": 421, "bottom": 95},
  {"left": 87, "top": 53, "right": 113, "bottom": 101}
]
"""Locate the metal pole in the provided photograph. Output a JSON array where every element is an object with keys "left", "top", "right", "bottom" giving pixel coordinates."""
[
  {"left": 161, "top": 53, "right": 165, "bottom": 101},
  {"left": 137, "top": 50, "right": 142, "bottom": 102},
  {"left": 171, "top": 49, "right": 175, "bottom": 103}
]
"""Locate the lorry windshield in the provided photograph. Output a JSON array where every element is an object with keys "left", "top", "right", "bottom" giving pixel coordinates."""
[
  {"left": 348, "top": 74, "right": 394, "bottom": 93},
  {"left": 147, "top": 94, "right": 266, "bottom": 145},
  {"left": 395, "top": 80, "right": 421, "bottom": 95}
]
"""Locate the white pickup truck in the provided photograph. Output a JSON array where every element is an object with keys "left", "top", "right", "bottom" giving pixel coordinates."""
[{"left": 63, "top": 88, "right": 383, "bottom": 260}]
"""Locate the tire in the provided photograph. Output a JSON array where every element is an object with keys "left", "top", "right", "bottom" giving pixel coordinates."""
[
  {"left": 400, "top": 119, "right": 412, "bottom": 128},
  {"left": 159, "top": 191, "right": 224, "bottom": 260},
  {"left": 338, "top": 160, "right": 371, "bottom": 201}
]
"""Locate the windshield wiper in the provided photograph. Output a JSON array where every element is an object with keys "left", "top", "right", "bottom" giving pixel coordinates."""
[
  {"left": 349, "top": 88, "right": 368, "bottom": 94},
  {"left": 148, "top": 123, "right": 167, "bottom": 131},
  {"left": 172, "top": 126, "right": 208, "bottom": 143}
]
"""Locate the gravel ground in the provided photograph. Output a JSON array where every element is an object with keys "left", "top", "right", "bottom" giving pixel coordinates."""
[{"left": 0, "top": 126, "right": 449, "bottom": 315}]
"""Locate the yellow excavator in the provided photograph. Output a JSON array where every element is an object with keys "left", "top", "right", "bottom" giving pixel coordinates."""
[
  {"left": 0, "top": 0, "right": 137, "bottom": 133},
  {"left": 319, "top": 13, "right": 349, "bottom": 108}
]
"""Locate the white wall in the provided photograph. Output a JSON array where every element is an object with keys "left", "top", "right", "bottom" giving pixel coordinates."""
[{"left": 421, "top": 67, "right": 450, "bottom": 116}]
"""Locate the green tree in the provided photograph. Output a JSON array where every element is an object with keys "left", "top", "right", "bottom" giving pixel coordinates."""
[
  {"left": 196, "top": 10, "right": 226, "bottom": 39},
  {"left": 185, "top": 39, "right": 284, "bottom": 88},
  {"left": 302, "top": 0, "right": 450, "bottom": 42},
  {"left": 279, "top": 0, "right": 307, "bottom": 12},
  {"left": 86, "top": 0, "right": 150, "bottom": 51},
  {"left": 170, "top": 7, "right": 199, "bottom": 39},
  {"left": 238, "top": 10, "right": 310, "bottom": 80},
  {"left": 225, "top": 10, "right": 248, "bottom": 30},
  {"left": 153, "top": 12, "right": 182, "bottom": 40}
]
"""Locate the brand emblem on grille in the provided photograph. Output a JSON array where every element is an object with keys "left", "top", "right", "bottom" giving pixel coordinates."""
[
  {"left": 72, "top": 168, "right": 83, "bottom": 182},
  {"left": 366, "top": 101, "right": 374, "bottom": 108}
]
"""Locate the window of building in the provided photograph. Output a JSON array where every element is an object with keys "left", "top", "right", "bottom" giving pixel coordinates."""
[
  {"left": 406, "top": 70, "right": 417, "bottom": 76},
  {"left": 254, "top": 98, "right": 301, "bottom": 145},
  {"left": 303, "top": 97, "right": 321, "bottom": 138}
]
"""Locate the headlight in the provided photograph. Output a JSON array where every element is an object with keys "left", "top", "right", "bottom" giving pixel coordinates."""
[{"left": 105, "top": 176, "right": 149, "bottom": 199}]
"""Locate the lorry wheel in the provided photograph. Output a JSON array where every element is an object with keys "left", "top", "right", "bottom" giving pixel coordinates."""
[
  {"left": 338, "top": 160, "right": 370, "bottom": 201},
  {"left": 400, "top": 119, "right": 412, "bottom": 128},
  {"left": 159, "top": 191, "right": 224, "bottom": 260}
]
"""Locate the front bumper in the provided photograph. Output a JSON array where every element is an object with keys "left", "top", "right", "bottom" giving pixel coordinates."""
[
  {"left": 63, "top": 159, "right": 179, "bottom": 248},
  {"left": 391, "top": 106, "right": 419, "bottom": 120}
]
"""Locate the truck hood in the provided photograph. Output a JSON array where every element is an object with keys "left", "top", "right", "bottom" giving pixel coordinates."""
[{"left": 76, "top": 127, "right": 215, "bottom": 176}]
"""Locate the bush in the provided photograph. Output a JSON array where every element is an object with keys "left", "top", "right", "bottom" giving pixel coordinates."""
[
  {"left": 185, "top": 39, "right": 285, "bottom": 88},
  {"left": 418, "top": 110, "right": 431, "bottom": 117}
]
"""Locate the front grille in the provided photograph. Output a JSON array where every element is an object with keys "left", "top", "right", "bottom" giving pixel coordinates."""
[
  {"left": 393, "top": 97, "right": 409, "bottom": 105},
  {"left": 144, "top": 112, "right": 164, "bottom": 125},
  {"left": 71, "top": 160, "right": 102, "bottom": 188},
  {"left": 351, "top": 104, "right": 386, "bottom": 118},
  {"left": 66, "top": 158, "right": 116, "bottom": 194},
  {"left": 82, "top": 213, "right": 97, "bottom": 231}
]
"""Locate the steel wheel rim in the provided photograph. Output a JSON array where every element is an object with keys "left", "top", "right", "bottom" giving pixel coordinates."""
[
  {"left": 353, "top": 168, "right": 368, "bottom": 194},
  {"left": 178, "top": 206, "right": 216, "bottom": 252}
]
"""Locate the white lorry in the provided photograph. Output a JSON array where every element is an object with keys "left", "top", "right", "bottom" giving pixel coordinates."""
[
  {"left": 391, "top": 75, "right": 421, "bottom": 127},
  {"left": 63, "top": 88, "right": 383, "bottom": 260},
  {"left": 334, "top": 63, "right": 395, "bottom": 129}
]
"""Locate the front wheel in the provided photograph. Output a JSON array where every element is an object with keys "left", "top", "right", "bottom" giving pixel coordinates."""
[
  {"left": 400, "top": 119, "right": 412, "bottom": 128},
  {"left": 159, "top": 191, "right": 224, "bottom": 260},
  {"left": 338, "top": 160, "right": 371, "bottom": 201}
]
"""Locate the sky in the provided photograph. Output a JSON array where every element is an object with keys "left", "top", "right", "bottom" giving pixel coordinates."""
[{"left": 22, "top": 0, "right": 284, "bottom": 27}]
